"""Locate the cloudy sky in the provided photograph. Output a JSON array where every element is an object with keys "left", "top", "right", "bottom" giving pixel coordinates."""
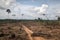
[{"left": 0, "top": 0, "right": 60, "bottom": 20}]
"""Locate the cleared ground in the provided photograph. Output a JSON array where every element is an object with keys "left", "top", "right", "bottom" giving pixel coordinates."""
[{"left": 0, "top": 20, "right": 60, "bottom": 40}]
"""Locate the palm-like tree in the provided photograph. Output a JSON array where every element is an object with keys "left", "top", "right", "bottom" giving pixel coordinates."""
[
  {"left": 6, "top": 9, "right": 11, "bottom": 14},
  {"left": 12, "top": 14, "right": 16, "bottom": 16},
  {"left": 21, "top": 14, "right": 24, "bottom": 20},
  {"left": 42, "top": 14, "right": 49, "bottom": 20},
  {"left": 6, "top": 9, "right": 11, "bottom": 19},
  {"left": 22, "top": 14, "right": 24, "bottom": 16}
]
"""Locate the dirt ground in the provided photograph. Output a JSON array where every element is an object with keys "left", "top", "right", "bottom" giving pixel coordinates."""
[{"left": 0, "top": 20, "right": 60, "bottom": 40}]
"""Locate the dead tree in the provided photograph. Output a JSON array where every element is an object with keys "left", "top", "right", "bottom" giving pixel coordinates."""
[{"left": 22, "top": 25, "right": 45, "bottom": 40}]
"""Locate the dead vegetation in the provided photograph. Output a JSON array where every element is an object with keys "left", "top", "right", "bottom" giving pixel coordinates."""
[{"left": 0, "top": 20, "right": 60, "bottom": 40}]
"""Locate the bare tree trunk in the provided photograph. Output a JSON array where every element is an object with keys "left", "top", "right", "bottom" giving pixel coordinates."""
[
  {"left": 22, "top": 25, "right": 45, "bottom": 40},
  {"left": 22, "top": 25, "right": 33, "bottom": 40}
]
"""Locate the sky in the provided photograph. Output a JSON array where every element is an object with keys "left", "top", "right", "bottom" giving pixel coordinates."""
[{"left": 0, "top": 0, "right": 60, "bottom": 20}]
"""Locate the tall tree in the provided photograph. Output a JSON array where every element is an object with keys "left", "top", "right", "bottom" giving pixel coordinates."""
[
  {"left": 6, "top": 9, "right": 11, "bottom": 19},
  {"left": 6, "top": 9, "right": 11, "bottom": 14}
]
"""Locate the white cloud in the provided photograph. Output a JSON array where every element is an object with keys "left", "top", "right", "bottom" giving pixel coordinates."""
[
  {"left": 27, "top": 4, "right": 48, "bottom": 14},
  {"left": 39, "top": 4, "right": 48, "bottom": 13},
  {"left": 0, "top": 1, "right": 58, "bottom": 20},
  {"left": 0, "top": 0, "right": 16, "bottom": 10},
  {"left": 0, "top": 3, "right": 56, "bottom": 20}
]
